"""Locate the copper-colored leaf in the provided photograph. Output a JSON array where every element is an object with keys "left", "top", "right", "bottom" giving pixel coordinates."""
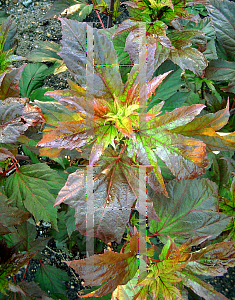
[
  {"left": 64, "top": 231, "right": 144, "bottom": 298},
  {"left": 172, "top": 101, "right": 235, "bottom": 151},
  {"left": 186, "top": 241, "right": 235, "bottom": 276},
  {"left": 59, "top": 18, "right": 123, "bottom": 98}
]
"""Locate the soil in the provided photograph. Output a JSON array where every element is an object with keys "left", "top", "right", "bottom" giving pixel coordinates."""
[{"left": 1, "top": 0, "right": 235, "bottom": 299}]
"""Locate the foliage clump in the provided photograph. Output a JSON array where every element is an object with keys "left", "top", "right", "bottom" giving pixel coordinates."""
[{"left": 1, "top": 0, "right": 235, "bottom": 299}]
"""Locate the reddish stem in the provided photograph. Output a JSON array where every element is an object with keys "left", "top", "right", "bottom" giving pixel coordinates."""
[
  {"left": 90, "top": 0, "right": 105, "bottom": 29},
  {"left": 22, "top": 260, "right": 30, "bottom": 281},
  {"left": 120, "top": 144, "right": 127, "bottom": 155},
  {"left": 128, "top": 202, "right": 136, "bottom": 223},
  {"left": 13, "top": 276, "right": 17, "bottom": 285},
  {"left": 11, "top": 158, "right": 19, "bottom": 170},
  {"left": 232, "top": 99, "right": 235, "bottom": 110},
  {"left": 120, "top": 240, "right": 129, "bottom": 254},
  {"left": 2, "top": 164, "right": 15, "bottom": 177}
]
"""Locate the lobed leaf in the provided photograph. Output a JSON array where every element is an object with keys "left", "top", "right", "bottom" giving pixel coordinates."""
[
  {"left": 185, "top": 240, "right": 235, "bottom": 276},
  {"left": 4, "top": 163, "right": 65, "bottom": 230},
  {"left": 149, "top": 178, "right": 232, "bottom": 245},
  {"left": 58, "top": 18, "right": 123, "bottom": 98},
  {"left": 128, "top": 105, "right": 209, "bottom": 194},
  {"left": 35, "top": 264, "right": 70, "bottom": 297},
  {"left": 206, "top": 0, "right": 235, "bottom": 60},
  {"left": 54, "top": 148, "right": 159, "bottom": 243},
  {"left": 65, "top": 231, "right": 147, "bottom": 298}
]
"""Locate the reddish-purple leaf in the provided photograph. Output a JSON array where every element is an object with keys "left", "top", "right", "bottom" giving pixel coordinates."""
[
  {"left": 0, "top": 147, "right": 14, "bottom": 162},
  {"left": 0, "top": 193, "right": 31, "bottom": 235},
  {"left": 0, "top": 98, "right": 45, "bottom": 144},
  {"left": 149, "top": 178, "right": 232, "bottom": 245},
  {"left": 54, "top": 148, "right": 159, "bottom": 243},
  {"left": 59, "top": 18, "right": 123, "bottom": 99},
  {"left": 0, "top": 65, "right": 26, "bottom": 100}
]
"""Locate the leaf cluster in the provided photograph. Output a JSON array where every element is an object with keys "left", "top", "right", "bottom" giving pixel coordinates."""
[{"left": 1, "top": 0, "right": 235, "bottom": 299}]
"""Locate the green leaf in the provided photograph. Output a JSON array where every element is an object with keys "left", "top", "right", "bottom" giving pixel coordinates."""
[
  {"left": 4, "top": 163, "right": 65, "bottom": 230},
  {"left": 149, "top": 68, "right": 191, "bottom": 112},
  {"left": 111, "top": 270, "right": 141, "bottom": 300},
  {"left": 205, "top": 59, "right": 235, "bottom": 81},
  {"left": 35, "top": 264, "right": 70, "bottom": 298},
  {"left": 27, "top": 41, "right": 67, "bottom": 75},
  {"left": 4, "top": 221, "right": 51, "bottom": 260},
  {"left": 209, "top": 152, "right": 231, "bottom": 190},
  {"left": 19, "top": 63, "right": 50, "bottom": 98},
  {"left": 149, "top": 178, "right": 232, "bottom": 245},
  {"left": 206, "top": 0, "right": 235, "bottom": 60},
  {"left": 22, "top": 143, "right": 40, "bottom": 164},
  {"left": 71, "top": 4, "right": 93, "bottom": 21},
  {"left": 90, "top": 124, "right": 118, "bottom": 165}
]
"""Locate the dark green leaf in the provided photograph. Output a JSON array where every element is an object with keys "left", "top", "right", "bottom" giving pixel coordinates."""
[
  {"left": 205, "top": 59, "right": 235, "bottom": 81},
  {"left": 35, "top": 264, "right": 70, "bottom": 298},
  {"left": 149, "top": 68, "right": 191, "bottom": 112},
  {"left": 19, "top": 63, "right": 50, "bottom": 98}
]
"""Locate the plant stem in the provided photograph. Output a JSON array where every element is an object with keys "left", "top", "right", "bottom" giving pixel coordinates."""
[
  {"left": 22, "top": 260, "right": 30, "bottom": 281},
  {"left": 120, "top": 240, "right": 129, "bottom": 253},
  {"left": 91, "top": 0, "right": 105, "bottom": 29},
  {"left": 107, "top": 0, "right": 114, "bottom": 28}
]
